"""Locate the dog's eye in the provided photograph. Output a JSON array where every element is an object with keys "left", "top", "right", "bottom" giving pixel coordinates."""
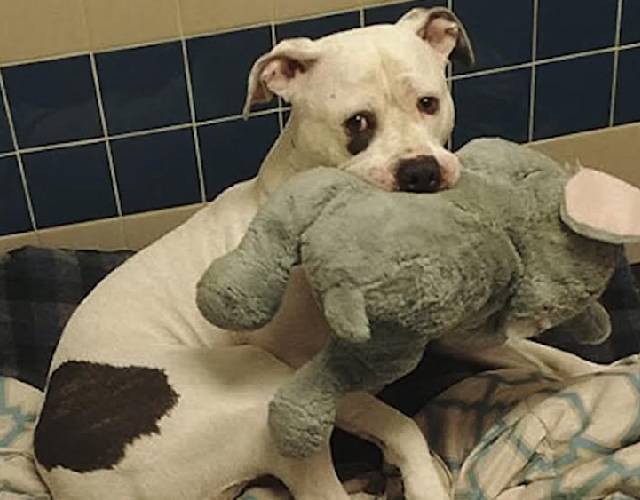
[
  {"left": 417, "top": 96, "right": 440, "bottom": 115},
  {"left": 344, "top": 111, "right": 376, "bottom": 155},
  {"left": 345, "top": 113, "right": 373, "bottom": 134}
]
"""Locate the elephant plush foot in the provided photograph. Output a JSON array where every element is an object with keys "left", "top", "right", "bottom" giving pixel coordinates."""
[{"left": 268, "top": 384, "right": 336, "bottom": 458}]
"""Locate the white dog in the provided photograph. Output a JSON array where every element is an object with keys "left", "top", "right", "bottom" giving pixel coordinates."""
[{"left": 33, "top": 7, "right": 602, "bottom": 500}]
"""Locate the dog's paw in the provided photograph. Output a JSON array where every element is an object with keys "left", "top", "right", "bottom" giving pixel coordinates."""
[{"left": 395, "top": 454, "right": 452, "bottom": 500}]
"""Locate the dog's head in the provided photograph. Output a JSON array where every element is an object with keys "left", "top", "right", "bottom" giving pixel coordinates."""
[{"left": 244, "top": 7, "right": 473, "bottom": 193}]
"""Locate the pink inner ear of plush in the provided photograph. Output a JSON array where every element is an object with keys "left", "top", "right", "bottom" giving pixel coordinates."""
[{"left": 565, "top": 168, "right": 640, "bottom": 238}]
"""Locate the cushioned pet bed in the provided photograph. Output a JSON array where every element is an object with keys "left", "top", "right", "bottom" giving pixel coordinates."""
[{"left": 1, "top": 247, "right": 640, "bottom": 499}]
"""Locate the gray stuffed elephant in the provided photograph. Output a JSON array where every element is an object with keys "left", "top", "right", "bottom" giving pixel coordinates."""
[{"left": 196, "top": 138, "right": 640, "bottom": 458}]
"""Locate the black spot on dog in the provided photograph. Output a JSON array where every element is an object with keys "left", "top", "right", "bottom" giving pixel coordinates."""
[{"left": 35, "top": 361, "right": 179, "bottom": 472}]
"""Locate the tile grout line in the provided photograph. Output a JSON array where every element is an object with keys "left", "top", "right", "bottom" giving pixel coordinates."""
[
  {"left": 80, "top": 0, "right": 126, "bottom": 235},
  {"left": 180, "top": 39, "right": 207, "bottom": 203},
  {"left": 609, "top": 0, "right": 624, "bottom": 127},
  {"left": 88, "top": 52, "right": 123, "bottom": 217},
  {"left": 176, "top": 0, "right": 207, "bottom": 204},
  {"left": 452, "top": 61, "right": 534, "bottom": 81},
  {"left": 534, "top": 44, "right": 617, "bottom": 65},
  {"left": 7, "top": 109, "right": 282, "bottom": 157},
  {"left": 18, "top": 137, "right": 105, "bottom": 155},
  {"left": 452, "top": 43, "right": 640, "bottom": 82},
  {"left": 620, "top": 40, "right": 640, "bottom": 51},
  {"left": 111, "top": 122, "right": 193, "bottom": 140},
  {"left": 527, "top": 0, "right": 539, "bottom": 142},
  {"left": 0, "top": 70, "right": 38, "bottom": 234},
  {"left": 198, "top": 107, "right": 280, "bottom": 127},
  {"left": 1, "top": 33, "right": 634, "bottom": 73}
]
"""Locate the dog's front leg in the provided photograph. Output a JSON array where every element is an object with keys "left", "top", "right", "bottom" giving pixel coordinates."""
[{"left": 336, "top": 392, "right": 451, "bottom": 500}]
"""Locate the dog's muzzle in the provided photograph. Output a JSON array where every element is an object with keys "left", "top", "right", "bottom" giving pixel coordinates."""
[{"left": 396, "top": 155, "right": 442, "bottom": 193}]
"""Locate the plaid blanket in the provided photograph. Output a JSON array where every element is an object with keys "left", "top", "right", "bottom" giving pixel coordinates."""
[{"left": 0, "top": 247, "right": 133, "bottom": 389}]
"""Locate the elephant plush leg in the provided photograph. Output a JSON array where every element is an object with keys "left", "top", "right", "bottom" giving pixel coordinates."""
[
  {"left": 268, "top": 335, "right": 398, "bottom": 458},
  {"left": 268, "top": 348, "right": 341, "bottom": 458},
  {"left": 557, "top": 302, "right": 612, "bottom": 345}
]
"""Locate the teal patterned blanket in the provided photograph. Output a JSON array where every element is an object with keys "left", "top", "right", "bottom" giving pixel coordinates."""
[{"left": 416, "top": 356, "right": 640, "bottom": 500}]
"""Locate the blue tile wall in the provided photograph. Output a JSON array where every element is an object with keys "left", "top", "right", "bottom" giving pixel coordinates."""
[
  {"left": 537, "top": 0, "right": 618, "bottom": 59},
  {"left": 534, "top": 53, "right": 614, "bottom": 140},
  {"left": 0, "top": 90, "right": 13, "bottom": 154},
  {"left": 622, "top": 0, "right": 640, "bottom": 44},
  {"left": 23, "top": 143, "right": 117, "bottom": 228},
  {"left": 199, "top": 114, "right": 279, "bottom": 200},
  {"left": 96, "top": 42, "right": 191, "bottom": 135},
  {"left": 453, "top": 68, "right": 531, "bottom": 149},
  {"left": 188, "top": 27, "right": 273, "bottom": 120},
  {"left": 614, "top": 47, "right": 640, "bottom": 125},
  {"left": 0, "top": 156, "right": 31, "bottom": 236},
  {"left": 3, "top": 56, "right": 102, "bottom": 148},
  {"left": 0, "top": 0, "right": 638, "bottom": 237},
  {"left": 452, "top": 0, "right": 533, "bottom": 74},
  {"left": 111, "top": 129, "right": 200, "bottom": 214}
]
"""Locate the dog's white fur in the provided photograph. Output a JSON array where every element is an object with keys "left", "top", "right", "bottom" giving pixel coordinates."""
[{"left": 36, "top": 8, "right": 604, "bottom": 500}]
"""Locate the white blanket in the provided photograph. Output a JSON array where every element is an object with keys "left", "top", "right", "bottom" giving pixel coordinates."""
[{"left": 0, "top": 377, "right": 47, "bottom": 500}]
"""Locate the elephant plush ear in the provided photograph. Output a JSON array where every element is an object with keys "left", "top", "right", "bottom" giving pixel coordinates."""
[{"left": 561, "top": 167, "right": 640, "bottom": 244}]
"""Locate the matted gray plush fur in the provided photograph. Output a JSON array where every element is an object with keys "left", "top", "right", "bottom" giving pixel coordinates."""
[{"left": 197, "top": 138, "right": 624, "bottom": 458}]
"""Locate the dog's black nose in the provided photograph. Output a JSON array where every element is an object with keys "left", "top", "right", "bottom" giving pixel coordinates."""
[{"left": 396, "top": 156, "right": 442, "bottom": 193}]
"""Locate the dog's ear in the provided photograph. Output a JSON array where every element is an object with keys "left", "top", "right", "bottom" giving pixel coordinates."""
[
  {"left": 397, "top": 7, "right": 474, "bottom": 66},
  {"left": 243, "top": 38, "right": 321, "bottom": 118}
]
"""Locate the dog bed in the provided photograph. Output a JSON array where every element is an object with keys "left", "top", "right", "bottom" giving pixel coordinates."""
[{"left": 1, "top": 246, "right": 640, "bottom": 499}]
